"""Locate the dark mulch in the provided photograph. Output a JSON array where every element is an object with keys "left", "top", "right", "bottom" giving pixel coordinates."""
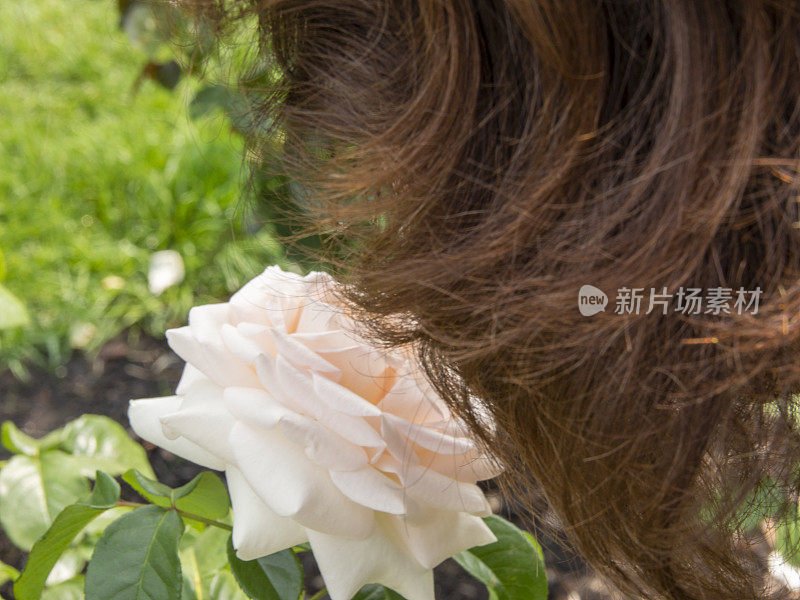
[{"left": 0, "top": 333, "right": 616, "bottom": 600}]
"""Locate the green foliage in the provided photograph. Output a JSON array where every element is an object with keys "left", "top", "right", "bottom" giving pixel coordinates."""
[
  {"left": 0, "top": 451, "right": 91, "bottom": 550},
  {"left": 84, "top": 505, "right": 185, "bottom": 600},
  {"left": 454, "top": 515, "right": 548, "bottom": 600},
  {"left": 0, "top": 415, "right": 157, "bottom": 550},
  {"left": 0, "top": 284, "right": 30, "bottom": 329},
  {"left": 14, "top": 473, "right": 120, "bottom": 600},
  {"left": 0, "top": 560, "right": 20, "bottom": 587},
  {"left": 61, "top": 415, "right": 155, "bottom": 479},
  {"left": 123, "top": 469, "right": 230, "bottom": 521},
  {"left": 351, "top": 585, "right": 406, "bottom": 600},
  {"left": 226, "top": 539, "right": 303, "bottom": 600},
  {"left": 40, "top": 576, "right": 85, "bottom": 600},
  {"left": 0, "top": 0, "right": 289, "bottom": 374},
  {"left": 735, "top": 477, "right": 785, "bottom": 533},
  {"left": 0, "top": 420, "right": 550, "bottom": 600},
  {"left": 1, "top": 421, "right": 40, "bottom": 456},
  {"left": 206, "top": 571, "right": 250, "bottom": 600},
  {"left": 180, "top": 526, "right": 243, "bottom": 600},
  {"left": 776, "top": 519, "right": 800, "bottom": 569}
]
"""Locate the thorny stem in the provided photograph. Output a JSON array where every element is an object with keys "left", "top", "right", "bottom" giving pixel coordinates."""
[{"left": 117, "top": 501, "right": 233, "bottom": 531}]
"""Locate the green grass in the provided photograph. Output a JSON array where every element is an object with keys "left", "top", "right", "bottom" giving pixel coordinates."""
[{"left": 0, "top": 0, "right": 286, "bottom": 377}]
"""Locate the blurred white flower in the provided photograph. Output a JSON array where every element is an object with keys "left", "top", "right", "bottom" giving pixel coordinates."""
[
  {"left": 768, "top": 551, "right": 800, "bottom": 592},
  {"left": 129, "top": 265, "right": 500, "bottom": 600},
  {"left": 148, "top": 250, "right": 184, "bottom": 295},
  {"left": 69, "top": 322, "right": 96, "bottom": 349},
  {"left": 101, "top": 275, "right": 126, "bottom": 291}
]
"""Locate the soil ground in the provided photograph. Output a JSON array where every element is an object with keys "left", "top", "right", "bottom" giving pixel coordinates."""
[{"left": 0, "top": 333, "right": 617, "bottom": 600}]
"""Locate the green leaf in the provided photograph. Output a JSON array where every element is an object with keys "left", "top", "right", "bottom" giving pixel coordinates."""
[
  {"left": 0, "top": 451, "right": 90, "bottom": 550},
  {"left": 153, "top": 61, "right": 181, "bottom": 90},
  {"left": 226, "top": 537, "right": 303, "bottom": 600},
  {"left": 180, "top": 545, "right": 202, "bottom": 600},
  {"left": 736, "top": 478, "right": 784, "bottom": 532},
  {"left": 350, "top": 584, "right": 407, "bottom": 600},
  {"left": 40, "top": 576, "right": 84, "bottom": 600},
  {"left": 60, "top": 415, "right": 154, "bottom": 478},
  {"left": 174, "top": 472, "right": 229, "bottom": 520},
  {"left": 189, "top": 86, "right": 234, "bottom": 120},
  {"left": 0, "top": 282, "right": 30, "bottom": 328},
  {"left": 0, "top": 560, "right": 20, "bottom": 586},
  {"left": 453, "top": 516, "right": 548, "bottom": 600},
  {"left": 85, "top": 505, "right": 184, "bottom": 600},
  {"left": 180, "top": 525, "right": 230, "bottom": 600},
  {"left": 38, "top": 429, "right": 66, "bottom": 453},
  {"left": 81, "top": 506, "right": 130, "bottom": 540},
  {"left": 44, "top": 547, "right": 88, "bottom": 587},
  {"left": 87, "top": 473, "right": 126, "bottom": 507},
  {"left": 208, "top": 571, "right": 248, "bottom": 600},
  {"left": 14, "top": 472, "right": 120, "bottom": 600},
  {"left": 123, "top": 470, "right": 229, "bottom": 520},
  {"left": 1, "top": 421, "right": 39, "bottom": 456},
  {"left": 777, "top": 518, "right": 800, "bottom": 568},
  {"left": 122, "top": 469, "right": 174, "bottom": 505}
]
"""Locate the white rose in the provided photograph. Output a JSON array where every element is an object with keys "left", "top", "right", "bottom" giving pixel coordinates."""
[{"left": 128, "top": 266, "right": 501, "bottom": 600}]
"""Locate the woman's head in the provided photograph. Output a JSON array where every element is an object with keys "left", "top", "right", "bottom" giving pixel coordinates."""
[{"left": 196, "top": 1, "right": 800, "bottom": 597}]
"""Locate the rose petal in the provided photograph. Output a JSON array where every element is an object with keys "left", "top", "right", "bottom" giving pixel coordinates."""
[
  {"left": 230, "top": 422, "right": 374, "bottom": 538},
  {"left": 379, "top": 459, "right": 490, "bottom": 515},
  {"left": 294, "top": 295, "right": 339, "bottom": 335},
  {"left": 223, "top": 387, "right": 289, "bottom": 429},
  {"left": 220, "top": 323, "right": 265, "bottom": 365},
  {"left": 407, "top": 466, "right": 490, "bottom": 515},
  {"left": 312, "top": 372, "right": 382, "bottom": 417},
  {"left": 224, "top": 388, "right": 369, "bottom": 471},
  {"left": 228, "top": 266, "right": 309, "bottom": 330},
  {"left": 277, "top": 416, "right": 368, "bottom": 472},
  {"left": 271, "top": 328, "right": 339, "bottom": 374},
  {"left": 322, "top": 412, "right": 387, "bottom": 449},
  {"left": 380, "top": 415, "right": 420, "bottom": 466},
  {"left": 165, "top": 327, "right": 210, "bottom": 374},
  {"left": 291, "top": 330, "right": 357, "bottom": 354},
  {"left": 128, "top": 397, "right": 225, "bottom": 470},
  {"left": 233, "top": 323, "right": 281, "bottom": 363},
  {"left": 417, "top": 449, "right": 503, "bottom": 482},
  {"left": 188, "top": 303, "right": 231, "bottom": 344},
  {"left": 377, "top": 376, "right": 446, "bottom": 424},
  {"left": 267, "top": 355, "right": 386, "bottom": 447},
  {"left": 228, "top": 277, "right": 277, "bottom": 326},
  {"left": 159, "top": 380, "right": 237, "bottom": 465},
  {"left": 175, "top": 364, "right": 207, "bottom": 395},
  {"left": 254, "top": 354, "right": 308, "bottom": 415},
  {"left": 317, "top": 345, "right": 393, "bottom": 403},
  {"left": 226, "top": 466, "right": 307, "bottom": 560},
  {"left": 390, "top": 510, "right": 496, "bottom": 569},
  {"left": 167, "top": 326, "right": 260, "bottom": 388},
  {"left": 329, "top": 468, "right": 406, "bottom": 514},
  {"left": 307, "top": 516, "right": 434, "bottom": 600},
  {"left": 382, "top": 413, "right": 474, "bottom": 455}
]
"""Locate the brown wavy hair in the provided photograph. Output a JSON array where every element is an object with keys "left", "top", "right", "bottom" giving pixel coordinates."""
[{"left": 190, "top": 1, "right": 800, "bottom": 598}]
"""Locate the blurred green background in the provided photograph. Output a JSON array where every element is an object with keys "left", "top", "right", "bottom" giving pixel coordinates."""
[{"left": 0, "top": 0, "right": 291, "bottom": 379}]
